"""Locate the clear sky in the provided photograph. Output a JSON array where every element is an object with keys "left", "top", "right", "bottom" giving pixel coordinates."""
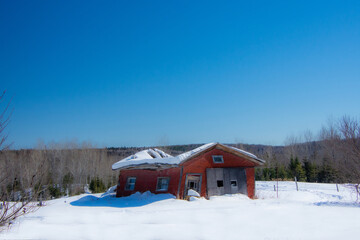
[{"left": 1, "top": 0, "right": 359, "bottom": 149}]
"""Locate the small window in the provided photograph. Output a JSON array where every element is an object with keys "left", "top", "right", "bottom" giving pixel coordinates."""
[
  {"left": 212, "top": 155, "right": 224, "bottom": 163},
  {"left": 125, "top": 177, "right": 136, "bottom": 191},
  {"left": 156, "top": 177, "right": 170, "bottom": 191},
  {"left": 230, "top": 180, "right": 237, "bottom": 187},
  {"left": 217, "top": 180, "right": 224, "bottom": 187}
]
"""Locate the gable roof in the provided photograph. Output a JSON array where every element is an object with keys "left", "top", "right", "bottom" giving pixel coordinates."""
[{"left": 111, "top": 143, "right": 265, "bottom": 170}]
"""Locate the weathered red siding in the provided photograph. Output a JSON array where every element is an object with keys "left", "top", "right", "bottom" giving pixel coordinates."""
[
  {"left": 115, "top": 147, "right": 260, "bottom": 199},
  {"left": 179, "top": 148, "right": 258, "bottom": 198},
  {"left": 116, "top": 168, "right": 181, "bottom": 197},
  {"left": 246, "top": 168, "right": 255, "bottom": 198}
]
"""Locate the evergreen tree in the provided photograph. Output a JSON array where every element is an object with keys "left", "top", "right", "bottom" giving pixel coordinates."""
[
  {"left": 89, "top": 177, "right": 106, "bottom": 193},
  {"left": 255, "top": 168, "right": 263, "bottom": 180},
  {"left": 317, "top": 158, "right": 337, "bottom": 183},
  {"left": 62, "top": 172, "right": 74, "bottom": 195},
  {"left": 303, "top": 158, "right": 318, "bottom": 182},
  {"left": 262, "top": 168, "right": 271, "bottom": 180},
  {"left": 295, "top": 162, "right": 306, "bottom": 181},
  {"left": 289, "top": 155, "right": 296, "bottom": 177},
  {"left": 288, "top": 156, "right": 306, "bottom": 181},
  {"left": 269, "top": 167, "right": 276, "bottom": 180},
  {"left": 277, "top": 164, "right": 287, "bottom": 180}
]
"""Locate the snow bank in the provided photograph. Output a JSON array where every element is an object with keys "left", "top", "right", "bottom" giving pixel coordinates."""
[
  {"left": 4, "top": 182, "right": 360, "bottom": 240},
  {"left": 100, "top": 185, "right": 117, "bottom": 197},
  {"left": 187, "top": 189, "right": 200, "bottom": 197},
  {"left": 71, "top": 191, "right": 175, "bottom": 208}
]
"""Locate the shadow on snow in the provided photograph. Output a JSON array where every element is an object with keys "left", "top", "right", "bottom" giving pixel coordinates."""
[
  {"left": 314, "top": 201, "right": 360, "bottom": 208},
  {"left": 70, "top": 191, "right": 175, "bottom": 208}
]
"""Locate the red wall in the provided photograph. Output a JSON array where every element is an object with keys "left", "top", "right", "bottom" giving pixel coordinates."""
[
  {"left": 246, "top": 168, "right": 255, "bottom": 198},
  {"left": 179, "top": 148, "right": 258, "bottom": 198},
  {"left": 116, "top": 147, "right": 259, "bottom": 199},
  {"left": 116, "top": 168, "right": 181, "bottom": 197}
]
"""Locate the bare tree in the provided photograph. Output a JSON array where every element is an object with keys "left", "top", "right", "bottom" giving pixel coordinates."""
[
  {"left": 337, "top": 116, "right": 360, "bottom": 198},
  {"left": 284, "top": 134, "right": 302, "bottom": 160},
  {"left": 0, "top": 91, "right": 12, "bottom": 150},
  {"left": 320, "top": 116, "right": 360, "bottom": 201},
  {"left": 0, "top": 91, "right": 46, "bottom": 232}
]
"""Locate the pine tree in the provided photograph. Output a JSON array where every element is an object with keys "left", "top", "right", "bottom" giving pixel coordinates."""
[
  {"left": 295, "top": 162, "right": 306, "bottom": 181},
  {"left": 317, "top": 158, "right": 337, "bottom": 183},
  {"left": 255, "top": 168, "right": 263, "bottom": 181},
  {"left": 277, "top": 164, "right": 287, "bottom": 180},
  {"left": 89, "top": 177, "right": 106, "bottom": 193},
  {"left": 303, "top": 158, "right": 318, "bottom": 182},
  {"left": 262, "top": 168, "right": 270, "bottom": 180},
  {"left": 289, "top": 155, "right": 296, "bottom": 177},
  {"left": 288, "top": 156, "right": 306, "bottom": 181}
]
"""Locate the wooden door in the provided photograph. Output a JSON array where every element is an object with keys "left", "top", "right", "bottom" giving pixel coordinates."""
[{"left": 206, "top": 168, "right": 247, "bottom": 197}]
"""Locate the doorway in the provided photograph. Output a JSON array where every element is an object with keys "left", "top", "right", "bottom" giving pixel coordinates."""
[{"left": 184, "top": 174, "right": 202, "bottom": 197}]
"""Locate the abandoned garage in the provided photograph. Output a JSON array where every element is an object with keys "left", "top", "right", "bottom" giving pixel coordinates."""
[{"left": 112, "top": 143, "right": 265, "bottom": 199}]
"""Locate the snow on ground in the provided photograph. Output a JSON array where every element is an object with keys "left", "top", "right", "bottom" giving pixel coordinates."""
[{"left": 2, "top": 181, "right": 360, "bottom": 240}]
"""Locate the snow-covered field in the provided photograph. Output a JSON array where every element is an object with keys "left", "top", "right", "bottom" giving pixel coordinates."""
[{"left": 2, "top": 181, "right": 360, "bottom": 240}]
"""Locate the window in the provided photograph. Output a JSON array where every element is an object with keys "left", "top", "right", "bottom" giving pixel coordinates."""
[
  {"left": 230, "top": 180, "right": 237, "bottom": 187},
  {"left": 217, "top": 180, "right": 224, "bottom": 187},
  {"left": 156, "top": 177, "right": 170, "bottom": 191},
  {"left": 212, "top": 155, "right": 224, "bottom": 163},
  {"left": 125, "top": 177, "right": 136, "bottom": 191}
]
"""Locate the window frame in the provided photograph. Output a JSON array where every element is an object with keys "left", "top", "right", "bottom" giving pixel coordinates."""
[
  {"left": 124, "top": 177, "right": 136, "bottom": 191},
  {"left": 230, "top": 180, "right": 237, "bottom": 187},
  {"left": 212, "top": 155, "right": 224, "bottom": 164},
  {"left": 217, "top": 180, "right": 224, "bottom": 187},
  {"left": 156, "top": 177, "right": 170, "bottom": 192}
]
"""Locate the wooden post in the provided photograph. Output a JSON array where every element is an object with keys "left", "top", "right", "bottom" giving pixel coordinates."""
[
  {"left": 274, "top": 185, "right": 276, "bottom": 191},
  {"left": 177, "top": 166, "right": 184, "bottom": 199},
  {"left": 294, "top": 177, "right": 298, "bottom": 191},
  {"left": 336, "top": 184, "right": 339, "bottom": 192},
  {"left": 39, "top": 196, "right": 43, "bottom": 206}
]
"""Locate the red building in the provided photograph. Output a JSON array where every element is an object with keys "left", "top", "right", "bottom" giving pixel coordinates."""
[{"left": 112, "top": 143, "right": 265, "bottom": 199}]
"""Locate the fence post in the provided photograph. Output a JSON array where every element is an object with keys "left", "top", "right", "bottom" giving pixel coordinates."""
[
  {"left": 295, "top": 177, "right": 298, "bottom": 191},
  {"left": 336, "top": 184, "right": 339, "bottom": 192}
]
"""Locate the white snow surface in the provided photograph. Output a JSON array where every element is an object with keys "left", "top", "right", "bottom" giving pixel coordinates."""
[
  {"left": 187, "top": 189, "right": 200, "bottom": 197},
  {"left": 2, "top": 181, "right": 360, "bottom": 240},
  {"left": 112, "top": 143, "right": 263, "bottom": 170},
  {"left": 111, "top": 148, "right": 173, "bottom": 170}
]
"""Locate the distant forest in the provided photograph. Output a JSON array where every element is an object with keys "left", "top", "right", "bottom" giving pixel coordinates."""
[{"left": 1, "top": 116, "right": 359, "bottom": 201}]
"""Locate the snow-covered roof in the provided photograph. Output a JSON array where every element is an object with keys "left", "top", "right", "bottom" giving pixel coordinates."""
[
  {"left": 111, "top": 148, "right": 173, "bottom": 170},
  {"left": 111, "top": 143, "right": 265, "bottom": 170}
]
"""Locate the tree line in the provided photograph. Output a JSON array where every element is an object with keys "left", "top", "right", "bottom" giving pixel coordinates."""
[
  {"left": 255, "top": 156, "right": 337, "bottom": 183},
  {"left": 1, "top": 116, "right": 359, "bottom": 202},
  {"left": 0, "top": 141, "right": 122, "bottom": 201},
  {"left": 251, "top": 116, "right": 360, "bottom": 188}
]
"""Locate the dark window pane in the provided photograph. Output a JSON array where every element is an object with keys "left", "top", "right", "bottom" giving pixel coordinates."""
[
  {"left": 212, "top": 155, "right": 224, "bottom": 163},
  {"left": 125, "top": 177, "right": 136, "bottom": 190},
  {"left": 231, "top": 180, "right": 237, "bottom": 187},
  {"left": 156, "top": 177, "right": 169, "bottom": 191},
  {"left": 217, "top": 180, "right": 224, "bottom": 187}
]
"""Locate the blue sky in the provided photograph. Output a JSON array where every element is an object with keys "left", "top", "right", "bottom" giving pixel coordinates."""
[{"left": 1, "top": 0, "right": 359, "bottom": 149}]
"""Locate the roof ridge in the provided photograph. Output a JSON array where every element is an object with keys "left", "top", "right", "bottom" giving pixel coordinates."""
[{"left": 111, "top": 143, "right": 264, "bottom": 170}]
